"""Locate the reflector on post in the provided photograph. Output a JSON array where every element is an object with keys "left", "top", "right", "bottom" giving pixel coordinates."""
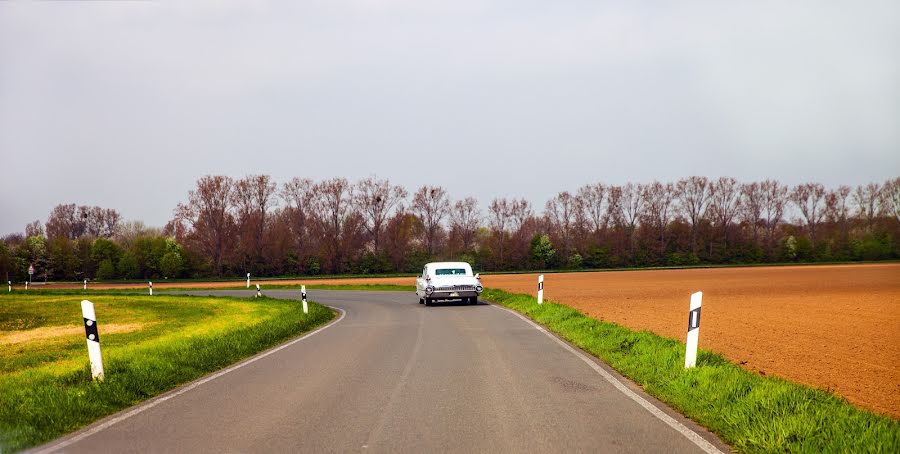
[
  {"left": 685, "top": 291, "right": 703, "bottom": 368},
  {"left": 301, "top": 285, "right": 308, "bottom": 314},
  {"left": 81, "top": 300, "right": 105, "bottom": 381},
  {"left": 537, "top": 274, "right": 544, "bottom": 305}
]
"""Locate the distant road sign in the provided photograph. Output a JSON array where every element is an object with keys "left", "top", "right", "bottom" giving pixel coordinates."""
[{"left": 28, "top": 265, "right": 34, "bottom": 275}]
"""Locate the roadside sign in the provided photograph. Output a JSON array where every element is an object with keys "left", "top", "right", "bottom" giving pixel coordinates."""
[{"left": 28, "top": 265, "right": 34, "bottom": 275}]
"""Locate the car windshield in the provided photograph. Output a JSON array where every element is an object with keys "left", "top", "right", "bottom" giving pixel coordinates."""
[{"left": 435, "top": 268, "right": 468, "bottom": 276}]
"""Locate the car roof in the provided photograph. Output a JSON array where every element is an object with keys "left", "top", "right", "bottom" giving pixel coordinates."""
[{"left": 426, "top": 262, "right": 472, "bottom": 269}]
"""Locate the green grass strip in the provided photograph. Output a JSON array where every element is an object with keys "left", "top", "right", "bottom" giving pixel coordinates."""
[
  {"left": 480, "top": 288, "right": 899, "bottom": 453},
  {"left": 0, "top": 293, "right": 335, "bottom": 453},
  {"left": 9, "top": 284, "right": 415, "bottom": 295}
]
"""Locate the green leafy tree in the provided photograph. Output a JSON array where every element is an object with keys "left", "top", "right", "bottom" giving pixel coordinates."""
[
  {"left": 22, "top": 236, "right": 50, "bottom": 280},
  {"left": 92, "top": 238, "right": 122, "bottom": 264},
  {"left": 118, "top": 251, "right": 140, "bottom": 279},
  {"left": 567, "top": 253, "right": 584, "bottom": 269},
  {"left": 47, "top": 236, "right": 77, "bottom": 280},
  {"left": 304, "top": 256, "right": 321, "bottom": 275},
  {"left": 530, "top": 234, "right": 556, "bottom": 269},
  {"left": 96, "top": 259, "right": 117, "bottom": 280},
  {"left": 159, "top": 251, "right": 183, "bottom": 278},
  {"left": 0, "top": 242, "right": 11, "bottom": 282}
]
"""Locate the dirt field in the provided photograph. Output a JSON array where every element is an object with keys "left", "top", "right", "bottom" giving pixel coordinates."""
[
  {"left": 481, "top": 264, "right": 900, "bottom": 419},
  {"left": 33, "top": 263, "right": 900, "bottom": 417}
]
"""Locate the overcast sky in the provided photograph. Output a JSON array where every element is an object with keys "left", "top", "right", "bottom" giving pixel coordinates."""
[{"left": 1, "top": 0, "right": 898, "bottom": 235}]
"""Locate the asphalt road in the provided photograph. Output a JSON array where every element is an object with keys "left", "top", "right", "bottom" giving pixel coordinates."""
[{"left": 38, "top": 290, "right": 730, "bottom": 453}]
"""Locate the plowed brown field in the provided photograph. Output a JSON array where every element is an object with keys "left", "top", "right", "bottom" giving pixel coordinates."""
[
  {"left": 39, "top": 263, "right": 900, "bottom": 417},
  {"left": 480, "top": 264, "right": 900, "bottom": 419}
]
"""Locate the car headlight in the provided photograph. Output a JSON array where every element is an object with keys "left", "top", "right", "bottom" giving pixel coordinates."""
[
  {"left": 425, "top": 286, "right": 435, "bottom": 295},
  {"left": 475, "top": 285, "right": 484, "bottom": 294}
]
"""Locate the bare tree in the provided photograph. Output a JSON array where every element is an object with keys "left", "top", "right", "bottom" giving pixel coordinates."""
[
  {"left": 605, "top": 185, "right": 623, "bottom": 227},
  {"left": 411, "top": 185, "right": 450, "bottom": 255},
  {"left": 120, "top": 221, "right": 162, "bottom": 247},
  {"left": 172, "top": 175, "right": 235, "bottom": 274},
  {"left": 615, "top": 183, "right": 645, "bottom": 258},
  {"left": 25, "top": 220, "right": 44, "bottom": 238},
  {"left": 740, "top": 182, "right": 763, "bottom": 242},
  {"left": 355, "top": 177, "right": 408, "bottom": 253},
  {"left": 759, "top": 180, "right": 788, "bottom": 251},
  {"left": 545, "top": 191, "right": 578, "bottom": 255},
  {"left": 44, "top": 204, "right": 120, "bottom": 239},
  {"left": 509, "top": 199, "right": 533, "bottom": 233},
  {"left": 45, "top": 204, "right": 81, "bottom": 239},
  {"left": 280, "top": 177, "right": 317, "bottom": 265},
  {"left": 675, "top": 176, "right": 713, "bottom": 254},
  {"left": 853, "top": 182, "right": 882, "bottom": 231},
  {"left": 882, "top": 177, "right": 900, "bottom": 222},
  {"left": 384, "top": 211, "right": 420, "bottom": 271},
  {"left": 790, "top": 182, "right": 827, "bottom": 244},
  {"left": 316, "top": 177, "right": 357, "bottom": 272},
  {"left": 824, "top": 185, "right": 852, "bottom": 234},
  {"left": 99, "top": 208, "right": 121, "bottom": 237},
  {"left": 449, "top": 197, "right": 481, "bottom": 252},
  {"left": 577, "top": 183, "right": 608, "bottom": 234},
  {"left": 642, "top": 181, "right": 675, "bottom": 249},
  {"left": 488, "top": 198, "right": 512, "bottom": 265},
  {"left": 708, "top": 177, "right": 742, "bottom": 251},
  {"left": 232, "top": 175, "right": 278, "bottom": 271},
  {"left": 488, "top": 199, "right": 511, "bottom": 234}
]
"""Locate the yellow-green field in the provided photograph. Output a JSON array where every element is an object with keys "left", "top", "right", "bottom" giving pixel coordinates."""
[{"left": 0, "top": 293, "right": 334, "bottom": 452}]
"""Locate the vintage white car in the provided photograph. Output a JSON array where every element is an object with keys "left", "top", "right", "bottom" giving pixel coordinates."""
[{"left": 416, "top": 261, "right": 484, "bottom": 305}]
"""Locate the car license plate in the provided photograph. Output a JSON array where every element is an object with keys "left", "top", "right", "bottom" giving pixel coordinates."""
[{"left": 450, "top": 292, "right": 459, "bottom": 297}]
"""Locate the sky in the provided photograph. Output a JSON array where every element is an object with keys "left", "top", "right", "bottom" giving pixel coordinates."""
[{"left": 1, "top": 0, "right": 898, "bottom": 235}]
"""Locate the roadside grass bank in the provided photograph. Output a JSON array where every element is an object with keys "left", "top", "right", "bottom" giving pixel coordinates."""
[
  {"left": 0, "top": 293, "right": 334, "bottom": 453},
  {"left": 480, "top": 288, "right": 899, "bottom": 453},
  {"left": 3, "top": 283, "right": 415, "bottom": 296}
]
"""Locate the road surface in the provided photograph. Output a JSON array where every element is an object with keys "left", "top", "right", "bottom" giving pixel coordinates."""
[{"left": 36, "top": 290, "right": 730, "bottom": 453}]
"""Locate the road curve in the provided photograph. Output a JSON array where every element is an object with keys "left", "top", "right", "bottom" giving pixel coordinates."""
[{"left": 36, "top": 290, "right": 730, "bottom": 453}]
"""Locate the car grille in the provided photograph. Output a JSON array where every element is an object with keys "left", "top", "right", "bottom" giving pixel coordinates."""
[{"left": 435, "top": 285, "right": 475, "bottom": 292}]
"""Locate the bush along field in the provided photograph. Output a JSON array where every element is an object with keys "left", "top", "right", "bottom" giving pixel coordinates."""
[
  {"left": 0, "top": 293, "right": 335, "bottom": 453},
  {"left": 479, "top": 289, "right": 900, "bottom": 453}
]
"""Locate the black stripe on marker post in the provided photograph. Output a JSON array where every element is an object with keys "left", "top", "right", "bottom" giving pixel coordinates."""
[
  {"left": 84, "top": 318, "right": 100, "bottom": 342},
  {"left": 538, "top": 282, "right": 543, "bottom": 291},
  {"left": 687, "top": 307, "right": 701, "bottom": 332}
]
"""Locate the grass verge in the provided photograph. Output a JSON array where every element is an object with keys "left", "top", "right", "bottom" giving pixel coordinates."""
[
  {"left": 481, "top": 288, "right": 899, "bottom": 453},
  {"left": 0, "top": 293, "right": 334, "bottom": 452},
  {"left": 3, "top": 283, "right": 415, "bottom": 295}
]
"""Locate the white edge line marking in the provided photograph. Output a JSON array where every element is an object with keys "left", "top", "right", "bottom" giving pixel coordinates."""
[
  {"left": 32, "top": 306, "right": 347, "bottom": 454},
  {"left": 490, "top": 304, "right": 724, "bottom": 454}
]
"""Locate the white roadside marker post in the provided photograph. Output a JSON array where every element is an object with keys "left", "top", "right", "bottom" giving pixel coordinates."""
[
  {"left": 301, "top": 285, "right": 308, "bottom": 314},
  {"left": 25, "top": 281, "right": 28, "bottom": 291},
  {"left": 149, "top": 281, "right": 153, "bottom": 296},
  {"left": 84, "top": 279, "right": 87, "bottom": 290},
  {"left": 685, "top": 291, "right": 703, "bottom": 368},
  {"left": 256, "top": 284, "right": 261, "bottom": 298},
  {"left": 81, "top": 300, "right": 105, "bottom": 381},
  {"left": 246, "top": 272, "right": 250, "bottom": 288},
  {"left": 537, "top": 274, "right": 544, "bottom": 305}
]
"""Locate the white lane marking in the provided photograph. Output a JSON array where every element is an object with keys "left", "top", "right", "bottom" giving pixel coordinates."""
[
  {"left": 490, "top": 304, "right": 724, "bottom": 454},
  {"left": 33, "top": 306, "right": 347, "bottom": 454}
]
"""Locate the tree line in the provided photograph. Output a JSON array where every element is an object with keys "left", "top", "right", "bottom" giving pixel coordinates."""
[{"left": 2, "top": 176, "right": 898, "bottom": 282}]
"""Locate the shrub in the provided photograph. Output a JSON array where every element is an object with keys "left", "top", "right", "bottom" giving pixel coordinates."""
[{"left": 96, "top": 259, "right": 117, "bottom": 280}]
